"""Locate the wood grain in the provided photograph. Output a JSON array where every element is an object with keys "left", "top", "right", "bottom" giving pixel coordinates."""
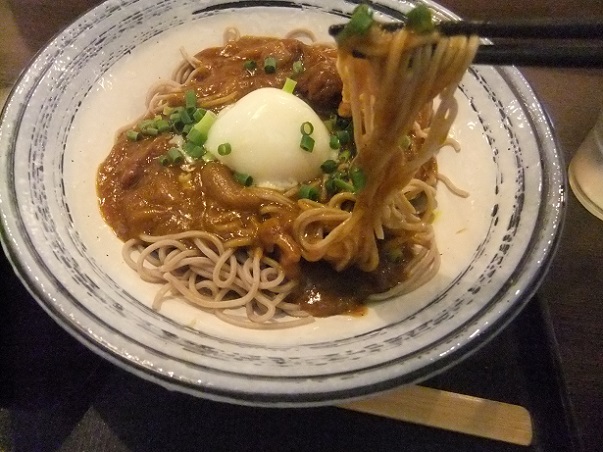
[{"left": 339, "top": 385, "right": 533, "bottom": 446}]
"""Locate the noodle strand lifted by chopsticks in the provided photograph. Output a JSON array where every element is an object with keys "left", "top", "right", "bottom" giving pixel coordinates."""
[{"left": 293, "top": 20, "right": 478, "bottom": 287}]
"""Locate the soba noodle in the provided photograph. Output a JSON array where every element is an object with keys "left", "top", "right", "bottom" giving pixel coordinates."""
[
  {"left": 293, "top": 10, "right": 479, "bottom": 287},
  {"left": 100, "top": 6, "right": 478, "bottom": 328}
]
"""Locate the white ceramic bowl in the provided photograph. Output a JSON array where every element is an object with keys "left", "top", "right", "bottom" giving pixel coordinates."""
[{"left": 0, "top": 0, "right": 564, "bottom": 406}]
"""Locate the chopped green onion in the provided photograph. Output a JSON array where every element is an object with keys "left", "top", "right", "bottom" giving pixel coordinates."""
[
  {"left": 399, "top": 134, "right": 412, "bottom": 150},
  {"left": 292, "top": 60, "right": 304, "bottom": 76},
  {"left": 323, "top": 117, "right": 335, "bottom": 132},
  {"left": 234, "top": 172, "right": 253, "bottom": 186},
  {"left": 339, "top": 149, "right": 352, "bottom": 161},
  {"left": 202, "top": 152, "right": 217, "bottom": 162},
  {"left": 188, "top": 110, "right": 217, "bottom": 145},
  {"left": 126, "top": 130, "right": 140, "bottom": 141},
  {"left": 320, "top": 159, "right": 338, "bottom": 173},
  {"left": 325, "top": 177, "right": 336, "bottom": 194},
  {"left": 336, "top": 115, "right": 350, "bottom": 129},
  {"left": 193, "top": 108, "right": 206, "bottom": 122},
  {"left": 333, "top": 177, "right": 355, "bottom": 192},
  {"left": 195, "top": 110, "right": 217, "bottom": 132},
  {"left": 300, "top": 121, "right": 314, "bottom": 135},
  {"left": 182, "top": 123, "right": 193, "bottom": 135},
  {"left": 348, "top": 4, "right": 374, "bottom": 34},
  {"left": 300, "top": 134, "right": 315, "bottom": 152},
  {"left": 179, "top": 108, "right": 194, "bottom": 125},
  {"left": 163, "top": 106, "right": 174, "bottom": 115},
  {"left": 244, "top": 60, "right": 257, "bottom": 71},
  {"left": 350, "top": 167, "right": 366, "bottom": 192},
  {"left": 138, "top": 119, "right": 159, "bottom": 136},
  {"left": 182, "top": 142, "right": 205, "bottom": 159},
  {"left": 167, "top": 147, "right": 183, "bottom": 164},
  {"left": 136, "top": 114, "right": 180, "bottom": 137},
  {"left": 189, "top": 146, "right": 205, "bottom": 159},
  {"left": 138, "top": 119, "right": 155, "bottom": 130},
  {"left": 264, "top": 56, "right": 277, "bottom": 74},
  {"left": 141, "top": 127, "right": 158, "bottom": 136},
  {"left": 155, "top": 119, "right": 171, "bottom": 133},
  {"left": 385, "top": 246, "right": 405, "bottom": 263},
  {"left": 158, "top": 147, "right": 185, "bottom": 167},
  {"left": 336, "top": 129, "right": 350, "bottom": 145},
  {"left": 181, "top": 142, "right": 196, "bottom": 153},
  {"left": 336, "top": 4, "right": 374, "bottom": 43},
  {"left": 298, "top": 184, "right": 319, "bottom": 201},
  {"left": 185, "top": 90, "right": 197, "bottom": 109},
  {"left": 329, "top": 135, "right": 341, "bottom": 149},
  {"left": 406, "top": 5, "right": 435, "bottom": 33},
  {"left": 186, "top": 128, "right": 204, "bottom": 146},
  {"left": 218, "top": 143, "right": 232, "bottom": 156},
  {"left": 282, "top": 77, "right": 297, "bottom": 94}
]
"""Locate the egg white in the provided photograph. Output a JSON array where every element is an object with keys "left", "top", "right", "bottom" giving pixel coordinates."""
[{"left": 205, "top": 87, "right": 336, "bottom": 190}]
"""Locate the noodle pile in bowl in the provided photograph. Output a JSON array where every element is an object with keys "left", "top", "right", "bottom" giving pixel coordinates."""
[{"left": 96, "top": 5, "right": 478, "bottom": 329}]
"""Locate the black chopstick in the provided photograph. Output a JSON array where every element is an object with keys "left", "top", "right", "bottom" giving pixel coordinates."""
[
  {"left": 328, "top": 19, "right": 603, "bottom": 39},
  {"left": 474, "top": 44, "right": 603, "bottom": 67},
  {"left": 438, "top": 19, "right": 603, "bottom": 39},
  {"left": 327, "top": 19, "right": 603, "bottom": 67},
  {"left": 440, "top": 19, "right": 603, "bottom": 66}
]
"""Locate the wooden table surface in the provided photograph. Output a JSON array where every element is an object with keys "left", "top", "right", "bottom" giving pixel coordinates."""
[{"left": 1, "top": 0, "right": 602, "bottom": 450}]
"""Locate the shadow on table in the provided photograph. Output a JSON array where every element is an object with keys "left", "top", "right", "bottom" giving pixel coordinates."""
[
  {"left": 6, "top": 0, "right": 102, "bottom": 53},
  {"left": 0, "top": 299, "right": 526, "bottom": 451},
  {"left": 1, "top": 252, "right": 579, "bottom": 452},
  {"left": 58, "top": 368, "right": 527, "bottom": 452},
  {"left": 0, "top": 251, "right": 110, "bottom": 450}
]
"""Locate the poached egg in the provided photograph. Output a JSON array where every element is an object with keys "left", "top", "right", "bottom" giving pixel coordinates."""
[{"left": 205, "top": 87, "right": 336, "bottom": 190}]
